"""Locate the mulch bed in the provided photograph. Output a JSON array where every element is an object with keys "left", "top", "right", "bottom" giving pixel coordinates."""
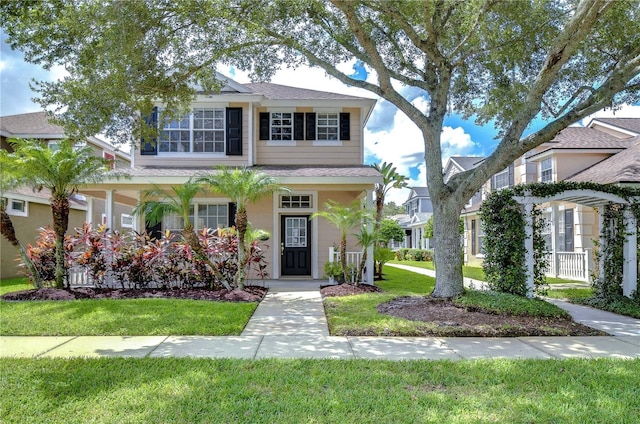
[
  {"left": 320, "top": 283, "right": 384, "bottom": 297},
  {"left": 320, "top": 284, "right": 604, "bottom": 337},
  {"left": 0, "top": 286, "right": 267, "bottom": 302}
]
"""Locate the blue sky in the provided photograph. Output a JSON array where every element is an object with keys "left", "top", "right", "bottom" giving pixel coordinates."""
[{"left": 2, "top": 31, "right": 638, "bottom": 204}]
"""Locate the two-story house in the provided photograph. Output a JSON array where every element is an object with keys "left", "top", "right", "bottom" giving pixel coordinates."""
[
  {"left": 399, "top": 187, "right": 434, "bottom": 250},
  {"left": 80, "top": 75, "right": 380, "bottom": 283},
  {"left": 462, "top": 117, "right": 640, "bottom": 280},
  {"left": 0, "top": 111, "right": 132, "bottom": 279}
]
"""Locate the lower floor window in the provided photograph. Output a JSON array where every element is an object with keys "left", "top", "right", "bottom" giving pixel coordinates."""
[{"left": 163, "top": 204, "right": 228, "bottom": 233}]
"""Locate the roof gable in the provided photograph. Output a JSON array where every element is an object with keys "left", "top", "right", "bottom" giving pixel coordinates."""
[{"left": 568, "top": 136, "right": 640, "bottom": 184}]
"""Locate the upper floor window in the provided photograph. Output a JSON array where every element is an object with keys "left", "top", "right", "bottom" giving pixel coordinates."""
[
  {"left": 493, "top": 168, "right": 510, "bottom": 190},
  {"left": 540, "top": 158, "right": 553, "bottom": 182},
  {"left": 259, "top": 111, "right": 350, "bottom": 143},
  {"left": 316, "top": 113, "right": 339, "bottom": 141},
  {"left": 270, "top": 112, "right": 293, "bottom": 141},
  {"left": 160, "top": 108, "right": 225, "bottom": 153}
]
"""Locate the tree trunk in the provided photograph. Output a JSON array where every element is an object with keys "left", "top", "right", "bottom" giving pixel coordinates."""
[
  {"left": 51, "top": 197, "right": 69, "bottom": 289},
  {"left": 340, "top": 232, "right": 348, "bottom": 283},
  {"left": 1, "top": 207, "right": 43, "bottom": 287},
  {"left": 430, "top": 198, "right": 465, "bottom": 298},
  {"left": 235, "top": 208, "right": 248, "bottom": 290}
]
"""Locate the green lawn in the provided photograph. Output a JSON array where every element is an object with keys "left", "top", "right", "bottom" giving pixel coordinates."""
[
  {"left": 325, "top": 267, "right": 571, "bottom": 336},
  {"left": 0, "top": 278, "right": 257, "bottom": 336},
  {"left": 1, "top": 357, "right": 638, "bottom": 424},
  {"left": 0, "top": 277, "right": 32, "bottom": 295},
  {"left": 389, "top": 260, "right": 585, "bottom": 284}
]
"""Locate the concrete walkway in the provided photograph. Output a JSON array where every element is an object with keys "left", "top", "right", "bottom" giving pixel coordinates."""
[{"left": 1, "top": 275, "right": 639, "bottom": 360}]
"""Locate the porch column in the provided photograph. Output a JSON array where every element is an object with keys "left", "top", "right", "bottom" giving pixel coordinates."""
[
  {"left": 597, "top": 206, "right": 606, "bottom": 281},
  {"left": 133, "top": 191, "right": 142, "bottom": 233},
  {"left": 86, "top": 197, "right": 94, "bottom": 226},
  {"left": 551, "top": 204, "right": 558, "bottom": 277},
  {"left": 622, "top": 209, "right": 638, "bottom": 297},
  {"left": 104, "top": 190, "right": 114, "bottom": 230},
  {"left": 365, "top": 189, "right": 374, "bottom": 285},
  {"left": 524, "top": 203, "right": 535, "bottom": 298}
]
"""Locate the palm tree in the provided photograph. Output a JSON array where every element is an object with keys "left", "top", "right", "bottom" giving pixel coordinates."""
[
  {"left": 9, "top": 139, "right": 116, "bottom": 289},
  {"left": 132, "top": 178, "right": 231, "bottom": 290},
  {"left": 372, "top": 161, "right": 408, "bottom": 230},
  {"left": 0, "top": 150, "right": 44, "bottom": 287},
  {"left": 312, "top": 200, "right": 372, "bottom": 284},
  {"left": 353, "top": 226, "right": 377, "bottom": 284},
  {"left": 198, "top": 167, "right": 288, "bottom": 289}
]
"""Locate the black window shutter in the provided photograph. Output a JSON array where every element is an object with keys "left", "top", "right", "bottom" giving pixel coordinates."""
[
  {"left": 141, "top": 106, "right": 158, "bottom": 155},
  {"left": 226, "top": 107, "right": 242, "bottom": 156},
  {"left": 228, "top": 202, "right": 237, "bottom": 228},
  {"left": 564, "top": 209, "right": 574, "bottom": 252},
  {"left": 294, "top": 113, "right": 305, "bottom": 140},
  {"left": 305, "top": 112, "right": 316, "bottom": 140},
  {"left": 339, "top": 112, "right": 350, "bottom": 140},
  {"left": 259, "top": 113, "right": 269, "bottom": 140}
]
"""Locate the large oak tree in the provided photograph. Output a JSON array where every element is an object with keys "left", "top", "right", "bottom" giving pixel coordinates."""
[{"left": 2, "top": 0, "right": 639, "bottom": 297}]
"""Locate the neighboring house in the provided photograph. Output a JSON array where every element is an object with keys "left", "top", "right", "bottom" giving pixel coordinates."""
[
  {"left": 461, "top": 117, "right": 640, "bottom": 280},
  {"left": 398, "top": 187, "right": 434, "bottom": 249},
  {"left": 80, "top": 75, "right": 380, "bottom": 282},
  {"left": 0, "top": 111, "right": 132, "bottom": 279}
]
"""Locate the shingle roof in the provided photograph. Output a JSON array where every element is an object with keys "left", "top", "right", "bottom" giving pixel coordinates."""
[
  {"left": 590, "top": 118, "right": 640, "bottom": 135},
  {"left": 546, "top": 127, "right": 635, "bottom": 149},
  {"left": 243, "top": 82, "right": 374, "bottom": 101},
  {"left": 568, "top": 136, "right": 640, "bottom": 184},
  {"left": 450, "top": 156, "right": 485, "bottom": 171},
  {"left": 409, "top": 187, "right": 430, "bottom": 197},
  {"left": 0, "top": 111, "right": 64, "bottom": 136},
  {"left": 114, "top": 165, "right": 381, "bottom": 179}
]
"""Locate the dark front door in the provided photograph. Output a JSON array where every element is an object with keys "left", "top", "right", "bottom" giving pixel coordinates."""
[{"left": 281, "top": 215, "right": 311, "bottom": 276}]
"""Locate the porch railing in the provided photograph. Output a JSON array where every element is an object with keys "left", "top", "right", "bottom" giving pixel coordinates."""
[
  {"left": 328, "top": 246, "right": 363, "bottom": 269},
  {"left": 546, "top": 250, "right": 590, "bottom": 281}
]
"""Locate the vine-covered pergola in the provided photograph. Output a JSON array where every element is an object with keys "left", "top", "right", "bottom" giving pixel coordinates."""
[{"left": 481, "top": 182, "right": 639, "bottom": 299}]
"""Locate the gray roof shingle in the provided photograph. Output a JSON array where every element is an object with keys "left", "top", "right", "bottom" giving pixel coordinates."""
[
  {"left": 243, "top": 82, "right": 374, "bottom": 101},
  {"left": 568, "top": 136, "right": 640, "bottom": 184},
  {"left": 546, "top": 127, "right": 635, "bottom": 149},
  {"left": 114, "top": 165, "right": 381, "bottom": 179},
  {"left": 0, "top": 111, "right": 64, "bottom": 136},
  {"left": 590, "top": 118, "right": 640, "bottom": 135}
]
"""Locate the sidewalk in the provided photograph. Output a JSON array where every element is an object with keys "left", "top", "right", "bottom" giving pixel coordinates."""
[{"left": 1, "top": 274, "right": 639, "bottom": 360}]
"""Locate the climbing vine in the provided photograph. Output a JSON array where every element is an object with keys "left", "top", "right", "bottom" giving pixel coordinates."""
[{"left": 480, "top": 182, "right": 640, "bottom": 300}]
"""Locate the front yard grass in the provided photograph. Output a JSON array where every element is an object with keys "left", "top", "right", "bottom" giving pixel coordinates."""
[
  {"left": 324, "top": 267, "right": 574, "bottom": 336},
  {"left": 0, "top": 278, "right": 257, "bottom": 336},
  {"left": 1, "top": 357, "right": 638, "bottom": 423},
  {"left": 0, "top": 277, "right": 32, "bottom": 296}
]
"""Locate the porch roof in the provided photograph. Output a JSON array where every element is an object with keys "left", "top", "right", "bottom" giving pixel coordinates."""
[{"left": 103, "top": 165, "right": 382, "bottom": 185}]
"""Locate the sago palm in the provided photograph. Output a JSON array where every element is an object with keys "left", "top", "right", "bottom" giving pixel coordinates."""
[
  {"left": 133, "top": 178, "right": 231, "bottom": 290},
  {"left": 312, "top": 200, "right": 372, "bottom": 284},
  {"left": 198, "top": 167, "right": 288, "bottom": 289},
  {"left": 9, "top": 138, "right": 116, "bottom": 289}
]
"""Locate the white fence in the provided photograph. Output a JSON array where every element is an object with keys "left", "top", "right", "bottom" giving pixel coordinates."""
[
  {"left": 546, "top": 250, "right": 590, "bottom": 281},
  {"left": 329, "top": 246, "right": 367, "bottom": 283}
]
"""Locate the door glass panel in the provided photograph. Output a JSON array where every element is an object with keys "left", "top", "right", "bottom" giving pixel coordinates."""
[{"left": 285, "top": 217, "right": 307, "bottom": 247}]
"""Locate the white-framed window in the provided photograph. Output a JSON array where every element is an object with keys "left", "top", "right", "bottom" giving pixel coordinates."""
[
  {"left": 121, "top": 214, "right": 134, "bottom": 229},
  {"left": 477, "top": 223, "right": 485, "bottom": 256},
  {"left": 4, "top": 198, "right": 28, "bottom": 217},
  {"left": 493, "top": 168, "right": 510, "bottom": 190},
  {"left": 160, "top": 108, "right": 225, "bottom": 153},
  {"left": 48, "top": 140, "right": 87, "bottom": 152},
  {"left": 280, "top": 195, "right": 312, "bottom": 209},
  {"left": 164, "top": 204, "right": 228, "bottom": 233},
  {"left": 316, "top": 112, "right": 339, "bottom": 141},
  {"left": 540, "top": 158, "right": 553, "bottom": 183},
  {"left": 270, "top": 112, "right": 293, "bottom": 141}
]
